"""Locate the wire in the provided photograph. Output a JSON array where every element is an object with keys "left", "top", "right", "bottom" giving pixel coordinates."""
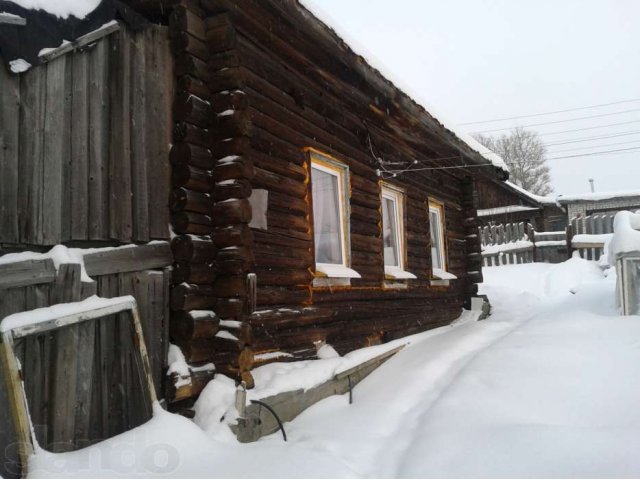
[
  {"left": 535, "top": 120, "right": 640, "bottom": 137},
  {"left": 544, "top": 130, "right": 640, "bottom": 146},
  {"left": 473, "top": 108, "right": 640, "bottom": 133},
  {"left": 459, "top": 97, "right": 640, "bottom": 125},
  {"left": 547, "top": 139, "right": 640, "bottom": 154}
]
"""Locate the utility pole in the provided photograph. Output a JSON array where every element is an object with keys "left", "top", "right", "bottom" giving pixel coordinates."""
[{"left": 589, "top": 178, "right": 595, "bottom": 193}]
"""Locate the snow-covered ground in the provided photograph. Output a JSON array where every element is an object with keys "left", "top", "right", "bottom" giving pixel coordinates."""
[{"left": 29, "top": 258, "right": 640, "bottom": 478}]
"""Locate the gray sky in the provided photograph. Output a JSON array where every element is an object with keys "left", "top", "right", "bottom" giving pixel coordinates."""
[{"left": 309, "top": 0, "right": 640, "bottom": 195}]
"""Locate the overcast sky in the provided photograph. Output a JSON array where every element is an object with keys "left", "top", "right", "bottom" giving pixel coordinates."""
[{"left": 308, "top": 0, "right": 640, "bottom": 195}]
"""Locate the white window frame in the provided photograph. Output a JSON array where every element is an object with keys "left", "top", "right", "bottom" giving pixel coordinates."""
[
  {"left": 310, "top": 152, "right": 360, "bottom": 280},
  {"left": 381, "top": 184, "right": 416, "bottom": 280},
  {"left": 429, "top": 199, "right": 456, "bottom": 283}
]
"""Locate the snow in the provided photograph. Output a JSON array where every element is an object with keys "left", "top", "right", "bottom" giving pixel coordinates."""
[
  {"left": 431, "top": 268, "right": 457, "bottom": 280},
  {"left": 38, "top": 40, "right": 70, "bottom": 57},
  {"left": 557, "top": 189, "right": 640, "bottom": 203},
  {"left": 477, "top": 205, "right": 539, "bottom": 217},
  {"left": 315, "top": 263, "right": 361, "bottom": 278},
  {"left": 609, "top": 211, "right": 640, "bottom": 258},
  {"left": 316, "top": 343, "right": 339, "bottom": 359},
  {"left": 534, "top": 240, "right": 566, "bottom": 247},
  {"left": 254, "top": 351, "right": 293, "bottom": 361},
  {"left": 299, "top": 0, "right": 508, "bottom": 174},
  {"left": 1, "top": 295, "right": 134, "bottom": 333},
  {"left": 215, "top": 330, "right": 238, "bottom": 341},
  {"left": 7, "top": 0, "right": 101, "bottom": 19},
  {"left": 9, "top": 58, "right": 31, "bottom": 73},
  {"left": 504, "top": 180, "right": 557, "bottom": 205},
  {"left": 166, "top": 344, "right": 190, "bottom": 388},
  {"left": 25, "top": 257, "right": 640, "bottom": 478},
  {"left": 572, "top": 233, "right": 613, "bottom": 245},
  {"left": 481, "top": 239, "right": 532, "bottom": 254}
]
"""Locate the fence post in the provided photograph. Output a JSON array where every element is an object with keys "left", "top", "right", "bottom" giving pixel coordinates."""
[
  {"left": 528, "top": 223, "right": 536, "bottom": 263},
  {"left": 566, "top": 224, "right": 574, "bottom": 260}
]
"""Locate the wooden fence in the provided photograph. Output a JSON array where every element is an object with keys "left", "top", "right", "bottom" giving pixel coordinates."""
[
  {"left": 568, "top": 213, "right": 616, "bottom": 261},
  {"left": 0, "top": 243, "right": 172, "bottom": 472},
  {"left": 0, "top": 24, "right": 172, "bottom": 246}
]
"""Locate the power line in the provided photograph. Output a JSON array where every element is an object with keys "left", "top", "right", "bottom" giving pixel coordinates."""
[
  {"left": 547, "top": 139, "right": 640, "bottom": 154},
  {"left": 473, "top": 108, "right": 640, "bottom": 133},
  {"left": 460, "top": 97, "right": 640, "bottom": 125},
  {"left": 536, "top": 119, "right": 640, "bottom": 137},
  {"left": 544, "top": 130, "right": 640, "bottom": 146},
  {"left": 548, "top": 146, "right": 640, "bottom": 160}
]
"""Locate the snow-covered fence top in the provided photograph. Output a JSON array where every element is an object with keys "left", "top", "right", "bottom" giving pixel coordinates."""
[
  {"left": 609, "top": 211, "right": 640, "bottom": 260},
  {"left": 610, "top": 211, "right": 640, "bottom": 316},
  {"left": 479, "top": 222, "right": 534, "bottom": 266}
]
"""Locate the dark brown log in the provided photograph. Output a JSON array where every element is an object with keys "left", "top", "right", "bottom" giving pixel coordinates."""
[
  {"left": 170, "top": 142, "right": 215, "bottom": 170},
  {"left": 176, "top": 338, "right": 216, "bottom": 363},
  {"left": 211, "top": 198, "right": 252, "bottom": 225},
  {"left": 466, "top": 271, "right": 483, "bottom": 284},
  {"left": 172, "top": 162, "right": 213, "bottom": 192},
  {"left": 173, "top": 91, "right": 213, "bottom": 128},
  {"left": 173, "top": 261, "right": 217, "bottom": 284},
  {"left": 171, "top": 283, "right": 216, "bottom": 311},
  {"left": 177, "top": 75, "right": 211, "bottom": 101},
  {"left": 253, "top": 229, "right": 311, "bottom": 250},
  {"left": 175, "top": 53, "right": 211, "bottom": 82},
  {"left": 208, "top": 49, "right": 241, "bottom": 72},
  {"left": 240, "top": 370, "right": 255, "bottom": 389},
  {"left": 251, "top": 150, "right": 307, "bottom": 182},
  {"left": 211, "top": 136, "right": 251, "bottom": 159},
  {"left": 238, "top": 347, "right": 254, "bottom": 371},
  {"left": 174, "top": 121, "right": 211, "bottom": 148},
  {"left": 213, "top": 157, "right": 255, "bottom": 181},
  {"left": 217, "top": 245, "right": 254, "bottom": 267},
  {"left": 253, "top": 166, "right": 307, "bottom": 198},
  {"left": 351, "top": 233, "right": 382, "bottom": 254},
  {"left": 171, "top": 31, "right": 209, "bottom": 60},
  {"left": 256, "top": 268, "right": 312, "bottom": 286},
  {"left": 205, "top": 16, "right": 237, "bottom": 54},
  {"left": 212, "top": 178, "right": 252, "bottom": 201},
  {"left": 170, "top": 187, "right": 212, "bottom": 214},
  {"left": 266, "top": 190, "right": 307, "bottom": 216},
  {"left": 211, "top": 224, "right": 254, "bottom": 247},
  {"left": 256, "top": 287, "right": 310, "bottom": 306},
  {"left": 167, "top": 368, "right": 216, "bottom": 403},
  {"left": 212, "top": 111, "right": 252, "bottom": 141},
  {"left": 209, "top": 66, "right": 245, "bottom": 92},
  {"left": 210, "top": 90, "right": 249, "bottom": 114},
  {"left": 249, "top": 307, "right": 335, "bottom": 331},
  {"left": 212, "top": 333, "right": 245, "bottom": 352},
  {"left": 266, "top": 210, "right": 308, "bottom": 233},
  {"left": 215, "top": 297, "right": 245, "bottom": 318},
  {"left": 211, "top": 275, "right": 247, "bottom": 297},
  {"left": 253, "top": 252, "right": 311, "bottom": 269},
  {"left": 171, "top": 211, "right": 212, "bottom": 235},
  {"left": 169, "top": 4, "right": 207, "bottom": 40},
  {"left": 172, "top": 234, "right": 218, "bottom": 263},
  {"left": 219, "top": 320, "right": 253, "bottom": 344},
  {"left": 170, "top": 310, "right": 220, "bottom": 341}
]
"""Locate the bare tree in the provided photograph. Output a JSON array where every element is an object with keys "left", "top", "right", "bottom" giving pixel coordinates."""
[{"left": 474, "top": 127, "right": 552, "bottom": 196}]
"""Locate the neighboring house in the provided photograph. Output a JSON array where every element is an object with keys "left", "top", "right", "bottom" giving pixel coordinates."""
[
  {"left": 557, "top": 190, "right": 640, "bottom": 220},
  {"left": 0, "top": 0, "right": 508, "bottom": 467},
  {"left": 476, "top": 179, "right": 565, "bottom": 231}
]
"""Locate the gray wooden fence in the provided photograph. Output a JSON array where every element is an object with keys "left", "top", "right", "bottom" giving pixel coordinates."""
[
  {"left": 479, "top": 222, "right": 535, "bottom": 266},
  {"left": 0, "top": 24, "right": 173, "bottom": 247},
  {"left": 569, "top": 213, "right": 616, "bottom": 261},
  {"left": 0, "top": 244, "right": 172, "bottom": 475}
]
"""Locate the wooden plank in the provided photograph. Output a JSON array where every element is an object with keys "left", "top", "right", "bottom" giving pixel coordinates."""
[
  {"left": 0, "top": 258, "right": 57, "bottom": 289},
  {"left": 109, "top": 28, "right": 133, "bottom": 242},
  {"left": 88, "top": 38, "right": 110, "bottom": 240},
  {"left": 131, "top": 31, "right": 149, "bottom": 242},
  {"left": 83, "top": 243, "right": 172, "bottom": 277},
  {"left": 40, "top": 22, "right": 120, "bottom": 63},
  {"left": 18, "top": 65, "right": 46, "bottom": 244},
  {"left": 70, "top": 50, "right": 90, "bottom": 240},
  {"left": 42, "top": 55, "right": 70, "bottom": 244},
  {"left": 50, "top": 263, "right": 81, "bottom": 452},
  {"left": 146, "top": 26, "right": 173, "bottom": 239},
  {"left": 0, "top": 63, "right": 20, "bottom": 244}
]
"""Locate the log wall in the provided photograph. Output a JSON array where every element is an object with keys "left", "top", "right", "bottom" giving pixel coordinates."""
[{"left": 0, "top": 24, "right": 172, "bottom": 248}]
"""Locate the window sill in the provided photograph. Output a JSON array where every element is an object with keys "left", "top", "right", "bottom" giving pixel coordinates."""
[
  {"left": 384, "top": 266, "right": 417, "bottom": 280},
  {"left": 430, "top": 268, "right": 457, "bottom": 287},
  {"left": 315, "top": 263, "right": 361, "bottom": 279}
]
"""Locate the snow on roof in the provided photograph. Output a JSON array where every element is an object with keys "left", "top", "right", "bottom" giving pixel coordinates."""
[
  {"left": 6, "top": 0, "right": 101, "bottom": 19},
  {"left": 477, "top": 205, "right": 540, "bottom": 217},
  {"left": 504, "top": 181, "right": 556, "bottom": 206},
  {"left": 298, "top": 0, "right": 508, "bottom": 174},
  {"left": 557, "top": 189, "right": 640, "bottom": 204}
]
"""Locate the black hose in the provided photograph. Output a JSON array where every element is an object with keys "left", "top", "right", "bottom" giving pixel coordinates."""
[
  {"left": 347, "top": 374, "right": 353, "bottom": 404},
  {"left": 250, "top": 400, "right": 287, "bottom": 442}
]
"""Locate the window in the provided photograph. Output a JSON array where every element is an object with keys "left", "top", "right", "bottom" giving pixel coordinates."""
[
  {"left": 310, "top": 151, "right": 360, "bottom": 279},
  {"left": 429, "top": 199, "right": 456, "bottom": 282},
  {"left": 381, "top": 184, "right": 416, "bottom": 280}
]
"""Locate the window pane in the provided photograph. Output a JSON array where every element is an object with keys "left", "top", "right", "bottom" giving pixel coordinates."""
[
  {"left": 430, "top": 210, "right": 442, "bottom": 270},
  {"left": 312, "top": 167, "right": 343, "bottom": 264},
  {"left": 382, "top": 196, "right": 399, "bottom": 266}
]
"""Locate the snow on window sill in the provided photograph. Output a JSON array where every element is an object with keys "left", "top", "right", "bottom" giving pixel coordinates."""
[
  {"left": 431, "top": 268, "right": 457, "bottom": 280},
  {"left": 384, "top": 266, "right": 417, "bottom": 280},
  {"left": 315, "top": 263, "right": 361, "bottom": 279}
]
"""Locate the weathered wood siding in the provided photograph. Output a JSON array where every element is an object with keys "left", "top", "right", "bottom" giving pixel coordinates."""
[{"left": 0, "top": 24, "right": 173, "bottom": 247}]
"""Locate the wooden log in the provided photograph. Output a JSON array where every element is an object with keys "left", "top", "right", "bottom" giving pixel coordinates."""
[
  {"left": 170, "top": 187, "right": 212, "bottom": 214},
  {"left": 171, "top": 283, "right": 216, "bottom": 311},
  {"left": 172, "top": 261, "right": 217, "bottom": 284},
  {"left": 167, "top": 368, "right": 216, "bottom": 403},
  {"left": 251, "top": 150, "right": 307, "bottom": 183},
  {"left": 171, "top": 31, "right": 209, "bottom": 60},
  {"left": 172, "top": 162, "right": 213, "bottom": 192},
  {"left": 173, "top": 91, "right": 213, "bottom": 128},
  {"left": 177, "top": 75, "right": 211, "bottom": 101},
  {"left": 171, "top": 234, "right": 218, "bottom": 263},
  {"left": 209, "top": 66, "right": 245, "bottom": 92},
  {"left": 0, "top": 258, "right": 57, "bottom": 289},
  {"left": 175, "top": 53, "right": 211, "bottom": 82},
  {"left": 174, "top": 121, "right": 211, "bottom": 148},
  {"left": 266, "top": 210, "right": 308, "bottom": 233},
  {"left": 211, "top": 136, "right": 250, "bottom": 159},
  {"left": 238, "top": 347, "right": 254, "bottom": 371},
  {"left": 252, "top": 166, "right": 307, "bottom": 198},
  {"left": 212, "top": 275, "right": 247, "bottom": 297},
  {"left": 213, "top": 178, "right": 252, "bottom": 201},
  {"left": 211, "top": 111, "right": 252, "bottom": 141},
  {"left": 265, "top": 190, "right": 307, "bottom": 216},
  {"left": 215, "top": 297, "right": 244, "bottom": 318},
  {"left": 205, "top": 17, "right": 237, "bottom": 54},
  {"left": 255, "top": 268, "right": 312, "bottom": 286},
  {"left": 219, "top": 320, "right": 253, "bottom": 344},
  {"left": 253, "top": 252, "right": 311, "bottom": 269},
  {"left": 213, "top": 156, "right": 255, "bottom": 181},
  {"left": 170, "top": 310, "right": 220, "bottom": 341},
  {"left": 252, "top": 230, "right": 311, "bottom": 250},
  {"left": 176, "top": 338, "right": 216, "bottom": 363},
  {"left": 217, "top": 245, "right": 254, "bottom": 265},
  {"left": 169, "top": 5, "right": 207, "bottom": 41},
  {"left": 256, "top": 287, "right": 310, "bottom": 306},
  {"left": 170, "top": 142, "right": 214, "bottom": 170},
  {"left": 212, "top": 332, "right": 245, "bottom": 352},
  {"left": 211, "top": 224, "right": 254, "bottom": 247},
  {"left": 351, "top": 233, "right": 382, "bottom": 254},
  {"left": 211, "top": 199, "right": 252, "bottom": 225},
  {"left": 209, "top": 90, "right": 249, "bottom": 114},
  {"left": 171, "top": 211, "right": 212, "bottom": 235}
]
